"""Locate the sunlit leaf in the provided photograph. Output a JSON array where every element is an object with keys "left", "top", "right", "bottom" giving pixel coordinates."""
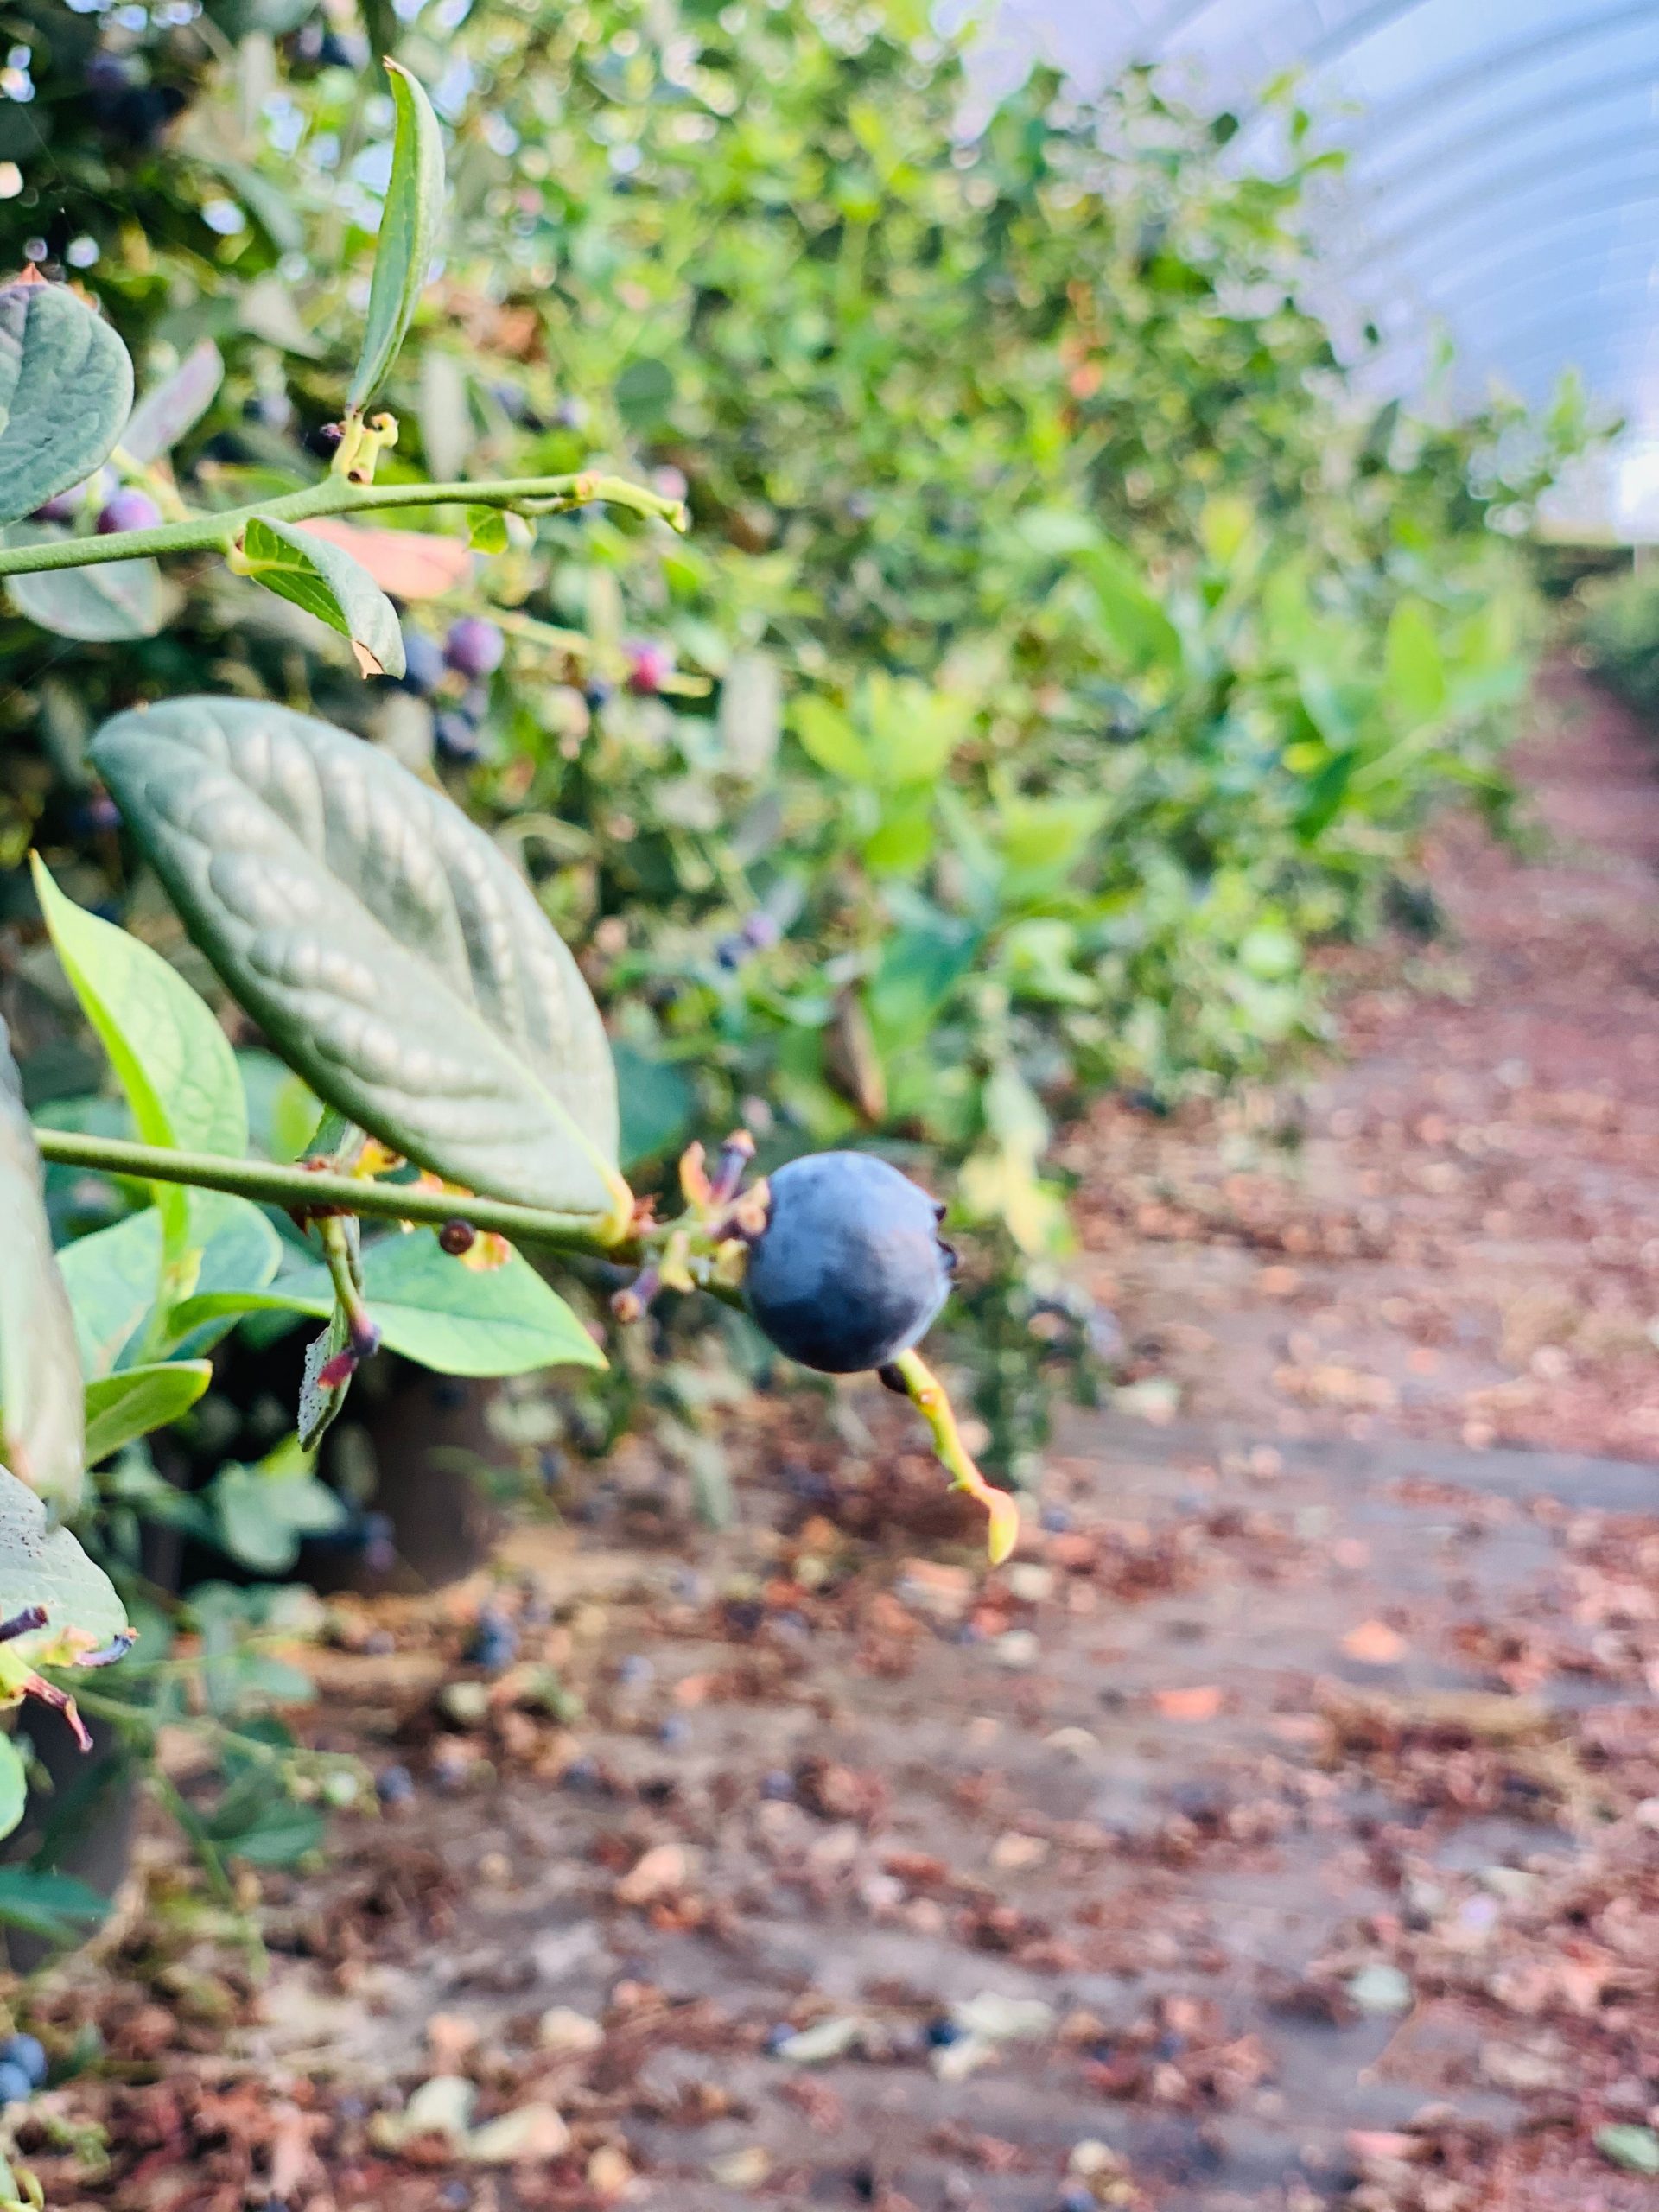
[
  {"left": 171, "top": 1229, "right": 605, "bottom": 1376},
  {"left": 84, "top": 1360, "right": 212, "bottom": 1465},
  {"left": 0, "top": 1021, "right": 83, "bottom": 1514},
  {"left": 346, "top": 59, "right": 445, "bottom": 413},
  {"left": 32, "top": 857, "right": 246, "bottom": 1270}
]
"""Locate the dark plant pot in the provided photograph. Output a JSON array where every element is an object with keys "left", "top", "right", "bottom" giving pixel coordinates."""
[
  {"left": 2, "top": 1706, "right": 138, "bottom": 1975},
  {"left": 305, "top": 1357, "right": 505, "bottom": 1595}
]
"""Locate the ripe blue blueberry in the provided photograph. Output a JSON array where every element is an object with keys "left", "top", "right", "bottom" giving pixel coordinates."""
[
  {"left": 443, "top": 616, "right": 505, "bottom": 679},
  {"left": 398, "top": 632, "right": 447, "bottom": 698},
  {"left": 434, "top": 710, "right": 486, "bottom": 765},
  {"left": 742, "top": 1152, "right": 955, "bottom": 1374},
  {"left": 96, "top": 488, "right": 162, "bottom": 535},
  {"left": 467, "top": 1610, "right": 518, "bottom": 1672},
  {"left": 32, "top": 486, "right": 81, "bottom": 524},
  {"left": 0, "top": 2036, "right": 46, "bottom": 2089},
  {"left": 0, "top": 2061, "right": 33, "bottom": 2105}
]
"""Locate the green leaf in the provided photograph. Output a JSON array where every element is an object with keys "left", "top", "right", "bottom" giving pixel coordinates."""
[
  {"left": 90, "top": 696, "right": 626, "bottom": 1221},
  {"left": 1198, "top": 494, "right": 1254, "bottom": 569},
  {"left": 237, "top": 515, "right": 406, "bottom": 678},
  {"left": 466, "top": 507, "right": 510, "bottom": 553},
  {"left": 33, "top": 857, "right": 246, "bottom": 1271},
  {"left": 0, "top": 1022, "right": 83, "bottom": 1514},
  {"left": 121, "top": 340, "right": 224, "bottom": 464},
  {"left": 60, "top": 1195, "right": 283, "bottom": 1377},
  {"left": 792, "top": 696, "right": 873, "bottom": 782},
  {"left": 55, "top": 1212, "right": 164, "bottom": 1382},
  {"left": 0, "top": 1866, "right": 110, "bottom": 1948},
  {"left": 1074, "top": 541, "right": 1184, "bottom": 676},
  {"left": 613, "top": 1042, "right": 696, "bottom": 1166},
  {"left": 172, "top": 1230, "right": 606, "bottom": 1377},
  {"left": 1383, "top": 596, "right": 1447, "bottom": 724},
  {"left": 4, "top": 523, "right": 162, "bottom": 641},
  {"left": 614, "top": 356, "right": 676, "bottom": 428},
  {"left": 0, "top": 276, "right": 134, "bottom": 527},
  {"left": 347, "top": 59, "right": 445, "bottom": 414},
  {"left": 207, "top": 1465, "right": 346, "bottom": 1574},
  {"left": 205, "top": 1780, "right": 325, "bottom": 1866},
  {"left": 84, "top": 1361, "right": 212, "bottom": 1465},
  {"left": 1595, "top": 2126, "right": 1659, "bottom": 2177},
  {"left": 0, "top": 1465, "right": 126, "bottom": 1650},
  {"left": 0, "top": 1738, "right": 25, "bottom": 1845}
]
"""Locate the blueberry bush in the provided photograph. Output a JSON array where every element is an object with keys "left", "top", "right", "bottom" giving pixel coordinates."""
[
  {"left": 0, "top": 66, "right": 1019, "bottom": 2098},
  {"left": 0, "top": 0, "right": 1585, "bottom": 2113},
  {"left": 1578, "top": 560, "right": 1659, "bottom": 720}
]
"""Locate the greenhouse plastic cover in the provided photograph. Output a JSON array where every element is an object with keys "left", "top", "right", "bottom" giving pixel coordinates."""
[{"left": 988, "top": 0, "right": 1659, "bottom": 534}]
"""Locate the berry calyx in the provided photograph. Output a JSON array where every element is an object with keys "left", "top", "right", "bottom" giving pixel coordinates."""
[{"left": 741, "top": 1151, "right": 955, "bottom": 1375}]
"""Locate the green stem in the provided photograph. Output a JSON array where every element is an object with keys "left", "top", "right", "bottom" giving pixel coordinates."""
[
  {"left": 0, "top": 472, "right": 687, "bottom": 581},
  {"left": 34, "top": 1128, "right": 638, "bottom": 1259}
]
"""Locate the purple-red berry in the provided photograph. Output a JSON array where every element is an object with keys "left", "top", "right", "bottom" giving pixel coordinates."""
[
  {"left": 626, "top": 640, "right": 674, "bottom": 696},
  {"left": 438, "top": 1218, "right": 476, "bottom": 1256},
  {"left": 96, "top": 488, "right": 162, "bottom": 535},
  {"left": 444, "top": 616, "right": 505, "bottom": 679}
]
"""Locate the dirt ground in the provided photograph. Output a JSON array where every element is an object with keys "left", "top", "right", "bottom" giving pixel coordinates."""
[{"left": 13, "top": 671, "right": 1659, "bottom": 2211}]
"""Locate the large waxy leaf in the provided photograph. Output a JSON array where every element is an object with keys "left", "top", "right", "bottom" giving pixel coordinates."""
[
  {"left": 171, "top": 1229, "right": 605, "bottom": 1377},
  {"left": 121, "top": 339, "right": 224, "bottom": 465},
  {"left": 347, "top": 60, "right": 445, "bottom": 414},
  {"left": 84, "top": 1360, "right": 212, "bottom": 1465},
  {"left": 0, "top": 1021, "right": 84, "bottom": 1515},
  {"left": 5, "top": 523, "right": 163, "bottom": 641},
  {"left": 90, "top": 697, "right": 626, "bottom": 1220},
  {"left": 0, "top": 276, "right": 133, "bottom": 527},
  {"left": 0, "top": 1465, "right": 125, "bottom": 1649},
  {"left": 33, "top": 857, "right": 245, "bottom": 1269},
  {"left": 237, "top": 515, "right": 405, "bottom": 678}
]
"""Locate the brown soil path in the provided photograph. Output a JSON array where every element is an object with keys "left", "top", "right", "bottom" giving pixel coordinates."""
[
  {"left": 1065, "top": 664, "right": 1659, "bottom": 1465},
  {"left": 16, "top": 673, "right": 1659, "bottom": 2212}
]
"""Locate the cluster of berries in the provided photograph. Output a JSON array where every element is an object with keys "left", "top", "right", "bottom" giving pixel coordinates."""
[{"left": 0, "top": 2033, "right": 48, "bottom": 2105}]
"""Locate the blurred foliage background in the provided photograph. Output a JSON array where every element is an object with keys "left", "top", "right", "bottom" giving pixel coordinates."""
[{"left": 0, "top": 0, "right": 1591, "bottom": 1529}]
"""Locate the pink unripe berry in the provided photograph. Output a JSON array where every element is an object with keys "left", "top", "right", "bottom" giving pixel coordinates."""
[{"left": 626, "top": 639, "right": 674, "bottom": 696}]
